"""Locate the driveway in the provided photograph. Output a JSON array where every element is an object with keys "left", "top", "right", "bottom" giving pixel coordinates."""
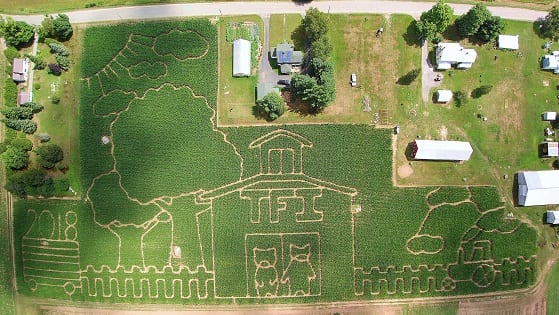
[
  {"left": 421, "top": 41, "right": 441, "bottom": 102},
  {"left": 258, "top": 15, "right": 290, "bottom": 87}
]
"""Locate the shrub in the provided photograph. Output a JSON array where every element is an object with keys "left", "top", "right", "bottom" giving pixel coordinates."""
[
  {"left": 48, "top": 42, "right": 69, "bottom": 56},
  {"left": 1, "top": 145, "right": 29, "bottom": 170},
  {"left": 52, "top": 14, "right": 73, "bottom": 41},
  {"left": 3, "top": 78, "right": 17, "bottom": 106},
  {"left": 20, "top": 102, "right": 44, "bottom": 113},
  {"left": 36, "top": 133, "right": 51, "bottom": 143},
  {"left": 33, "top": 83, "right": 41, "bottom": 90},
  {"left": 48, "top": 63, "right": 62, "bottom": 76},
  {"left": 1, "top": 107, "right": 33, "bottom": 120},
  {"left": 255, "top": 92, "right": 286, "bottom": 121},
  {"left": 51, "top": 95, "right": 61, "bottom": 104},
  {"left": 6, "top": 168, "right": 52, "bottom": 197},
  {"left": 55, "top": 54, "right": 70, "bottom": 70},
  {"left": 25, "top": 54, "right": 46, "bottom": 70},
  {"left": 454, "top": 90, "right": 468, "bottom": 107},
  {"left": 85, "top": 3, "right": 97, "bottom": 8},
  {"left": 4, "top": 47, "right": 20, "bottom": 62},
  {"left": 10, "top": 137, "right": 33, "bottom": 151},
  {"left": 36, "top": 143, "right": 64, "bottom": 169},
  {"left": 2, "top": 118, "right": 37, "bottom": 134}
]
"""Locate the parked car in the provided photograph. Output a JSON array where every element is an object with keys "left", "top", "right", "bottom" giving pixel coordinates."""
[
  {"left": 277, "top": 79, "right": 291, "bottom": 86},
  {"left": 351, "top": 73, "right": 357, "bottom": 87}
]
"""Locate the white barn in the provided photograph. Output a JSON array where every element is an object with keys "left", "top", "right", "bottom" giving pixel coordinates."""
[
  {"left": 436, "top": 90, "right": 453, "bottom": 103},
  {"left": 410, "top": 140, "right": 473, "bottom": 161},
  {"left": 547, "top": 211, "right": 559, "bottom": 224},
  {"left": 233, "top": 39, "right": 251, "bottom": 77},
  {"left": 498, "top": 35, "right": 519, "bottom": 50},
  {"left": 517, "top": 170, "right": 559, "bottom": 206},
  {"left": 542, "top": 51, "right": 559, "bottom": 74},
  {"left": 435, "top": 43, "right": 477, "bottom": 70}
]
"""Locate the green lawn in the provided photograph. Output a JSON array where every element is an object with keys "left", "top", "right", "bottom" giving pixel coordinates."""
[
  {"left": 269, "top": 14, "right": 303, "bottom": 49},
  {"left": 404, "top": 303, "right": 458, "bottom": 315},
  {"left": 547, "top": 257, "right": 559, "bottom": 314}
]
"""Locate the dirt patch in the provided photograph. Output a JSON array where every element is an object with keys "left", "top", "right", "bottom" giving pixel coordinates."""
[
  {"left": 398, "top": 164, "right": 414, "bottom": 178},
  {"left": 458, "top": 292, "right": 546, "bottom": 315}
]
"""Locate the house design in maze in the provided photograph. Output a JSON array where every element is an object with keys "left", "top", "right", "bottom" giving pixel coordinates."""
[{"left": 197, "top": 129, "right": 358, "bottom": 298}]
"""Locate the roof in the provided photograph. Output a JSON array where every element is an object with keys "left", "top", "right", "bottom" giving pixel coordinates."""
[
  {"left": 12, "top": 58, "right": 28, "bottom": 82},
  {"left": 542, "top": 142, "right": 559, "bottom": 157},
  {"left": 249, "top": 129, "right": 312, "bottom": 149},
  {"left": 197, "top": 173, "right": 357, "bottom": 201},
  {"left": 232, "top": 39, "right": 251, "bottom": 77},
  {"left": 273, "top": 43, "right": 303, "bottom": 64},
  {"left": 518, "top": 170, "right": 559, "bottom": 206},
  {"left": 436, "top": 90, "right": 453, "bottom": 103},
  {"left": 280, "top": 63, "right": 292, "bottom": 74},
  {"left": 17, "top": 91, "right": 31, "bottom": 105},
  {"left": 256, "top": 83, "right": 280, "bottom": 100},
  {"left": 542, "top": 52, "right": 559, "bottom": 73},
  {"left": 547, "top": 211, "right": 559, "bottom": 224},
  {"left": 498, "top": 35, "right": 519, "bottom": 50},
  {"left": 543, "top": 112, "right": 557, "bottom": 121},
  {"left": 436, "top": 43, "right": 477, "bottom": 69},
  {"left": 412, "top": 140, "right": 473, "bottom": 161}
]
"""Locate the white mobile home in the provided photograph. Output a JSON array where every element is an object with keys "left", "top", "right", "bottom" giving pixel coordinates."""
[
  {"left": 542, "top": 51, "right": 559, "bottom": 73},
  {"left": 232, "top": 39, "right": 251, "bottom": 77},
  {"left": 410, "top": 140, "right": 473, "bottom": 161},
  {"left": 517, "top": 170, "right": 559, "bottom": 206},
  {"left": 435, "top": 43, "right": 477, "bottom": 70}
]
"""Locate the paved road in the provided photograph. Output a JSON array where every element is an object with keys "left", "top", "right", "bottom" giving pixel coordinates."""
[{"left": 6, "top": 1, "right": 547, "bottom": 25}]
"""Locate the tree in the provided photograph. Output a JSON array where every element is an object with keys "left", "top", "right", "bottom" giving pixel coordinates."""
[
  {"left": 4, "top": 46, "right": 20, "bottom": 62},
  {"left": 0, "top": 18, "right": 35, "bottom": 47},
  {"left": 35, "top": 143, "right": 63, "bottom": 169},
  {"left": 309, "top": 36, "right": 332, "bottom": 61},
  {"left": 541, "top": 7, "right": 559, "bottom": 39},
  {"left": 38, "top": 16, "right": 54, "bottom": 41},
  {"left": 476, "top": 16, "right": 505, "bottom": 42},
  {"left": 51, "top": 14, "right": 73, "bottom": 41},
  {"left": 291, "top": 73, "right": 319, "bottom": 99},
  {"left": 471, "top": 85, "right": 493, "bottom": 98},
  {"left": 1, "top": 145, "right": 29, "bottom": 170},
  {"left": 456, "top": 3, "right": 491, "bottom": 37},
  {"left": 255, "top": 92, "right": 286, "bottom": 120},
  {"left": 303, "top": 7, "right": 329, "bottom": 43},
  {"left": 308, "top": 58, "right": 334, "bottom": 84},
  {"left": 414, "top": 20, "right": 437, "bottom": 42},
  {"left": 419, "top": 0, "right": 454, "bottom": 34}
]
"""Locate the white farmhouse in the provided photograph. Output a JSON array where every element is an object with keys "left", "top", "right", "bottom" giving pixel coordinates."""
[
  {"left": 435, "top": 43, "right": 477, "bottom": 70},
  {"left": 517, "top": 170, "right": 559, "bottom": 206}
]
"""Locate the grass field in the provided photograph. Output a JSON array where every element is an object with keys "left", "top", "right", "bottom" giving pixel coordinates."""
[{"left": 546, "top": 258, "right": 559, "bottom": 314}]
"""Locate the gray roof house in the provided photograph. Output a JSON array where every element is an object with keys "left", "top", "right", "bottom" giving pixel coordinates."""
[
  {"left": 12, "top": 58, "right": 29, "bottom": 82},
  {"left": 270, "top": 42, "right": 303, "bottom": 74}
]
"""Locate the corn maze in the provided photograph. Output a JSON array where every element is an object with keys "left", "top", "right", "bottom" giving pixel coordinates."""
[{"left": 11, "top": 19, "right": 537, "bottom": 306}]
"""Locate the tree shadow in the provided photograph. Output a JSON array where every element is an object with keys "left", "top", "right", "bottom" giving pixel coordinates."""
[
  {"left": 511, "top": 173, "right": 519, "bottom": 207},
  {"left": 403, "top": 21, "right": 421, "bottom": 47},
  {"left": 285, "top": 91, "right": 316, "bottom": 117},
  {"left": 291, "top": 23, "right": 306, "bottom": 51},
  {"left": 441, "top": 24, "right": 461, "bottom": 42}
]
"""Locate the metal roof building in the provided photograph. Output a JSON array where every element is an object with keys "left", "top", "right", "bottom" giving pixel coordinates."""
[
  {"left": 547, "top": 211, "right": 559, "bottom": 224},
  {"left": 498, "top": 35, "right": 519, "bottom": 50},
  {"left": 436, "top": 90, "right": 453, "bottom": 103},
  {"left": 233, "top": 39, "right": 251, "bottom": 77},
  {"left": 518, "top": 170, "right": 559, "bottom": 206},
  {"left": 435, "top": 43, "right": 477, "bottom": 70},
  {"left": 411, "top": 140, "right": 473, "bottom": 161}
]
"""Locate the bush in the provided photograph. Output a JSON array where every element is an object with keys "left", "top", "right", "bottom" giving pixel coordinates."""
[
  {"left": 4, "top": 47, "right": 20, "bottom": 62},
  {"left": 3, "top": 78, "right": 17, "bottom": 107},
  {"left": 48, "top": 42, "right": 69, "bottom": 56},
  {"left": 2, "top": 118, "right": 38, "bottom": 134},
  {"left": 36, "top": 133, "right": 51, "bottom": 142},
  {"left": 25, "top": 54, "right": 46, "bottom": 70},
  {"left": 255, "top": 92, "right": 286, "bottom": 121},
  {"left": 20, "top": 102, "right": 44, "bottom": 113},
  {"left": 52, "top": 14, "right": 73, "bottom": 41},
  {"left": 36, "top": 143, "right": 64, "bottom": 169},
  {"left": 55, "top": 54, "right": 70, "bottom": 70},
  {"left": 48, "top": 63, "right": 62, "bottom": 76},
  {"left": 10, "top": 137, "right": 33, "bottom": 151},
  {"left": 1, "top": 107, "right": 34, "bottom": 120},
  {"left": 1, "top": 145, "right": 29, "bottom": 170},
  {"left": 51, "top": 95, "right": 61, "bottom": 104},
  {"left": 0, "top": 19, "right": 34, "bottom": 47},
  {"left": 85, "top": 3, "right": 97, "bottom": 8},
  {"left": 33, "top": 83, "right": 41, "bottom": 90},
  {"left": 6, "top": 168, "right": 52, "bottom": 197},
  {"left": 454, "top": 90, "right": 468, "bottom": 107}
]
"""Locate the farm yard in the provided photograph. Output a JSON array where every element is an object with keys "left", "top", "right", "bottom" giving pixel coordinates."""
[{"left": 6, "top": 16, "right": 541, "bottom": 312}]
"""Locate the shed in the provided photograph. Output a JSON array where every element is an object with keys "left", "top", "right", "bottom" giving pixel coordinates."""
[
  {"left": 543, "top": 112, "right": 557, "bottom": 121},
  {"left": 436, "top": 43, "right": 477, "bottom": 70},
  {"left": 411, "top": 140, "right": 473, "bottom": 161},
  {"left": 233, "top": 39, "right": 251, "bottom": 77},
  {"left": 498, "top": 35, "right": 519, "bottom": 50},
  {"left": 547, "top": 211, "right": 559, "bottom": 224},
  {"left": 542, "top": 142, "right": 559, "bottom": 157},
  {"left": 517, "top": 170, "right": 559, "bottom": 206},
  {"left": 12, "top": 58, "right": 29, "bottom": 82},
  {"left": 256, "top": 82, "right": 280, "bottom": 100},
  {"left": 17, "top": 91, "right": 31, "bottom": 105},
  {"left": 436, "top": 90, "right": 453, "bottom": 103},
  {"left": 542, "top": 51, "right": 559, "bottom": 73}
]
